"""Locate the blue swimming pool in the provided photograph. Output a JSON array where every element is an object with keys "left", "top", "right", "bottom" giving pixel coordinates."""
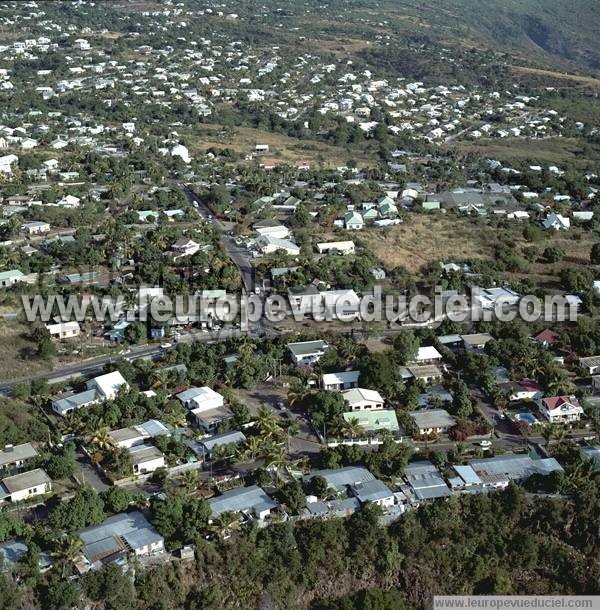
[{"left": 514, "top": 412, "right": 537, "bottom": 425}]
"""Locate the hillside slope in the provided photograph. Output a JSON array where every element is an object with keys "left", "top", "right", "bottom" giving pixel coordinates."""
[{"left": 385, "top": 0, "right": 599, "bottom": 71}]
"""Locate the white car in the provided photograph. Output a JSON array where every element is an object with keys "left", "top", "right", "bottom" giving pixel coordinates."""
[
  {"left": 160, "top": 343, "right": 173, "bottom": 349},
  {"left": 478, "top": 440, "right": 492, "bottom": 448}
]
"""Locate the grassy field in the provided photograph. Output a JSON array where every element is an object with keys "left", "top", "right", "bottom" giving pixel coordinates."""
[
  {"left": 361, "top": 214, "right": 596, "bottom": 280},
  {"left": 361, "top": 215, "right": 497, "bottom": 272},
  {"left": 188, "top": 125, "right": 373, "bottom": 168},
  {"left": 0, "top": 321, "right": 52, "bottom": 380},
  {"left": 449, "top": 137, "right": 589, "bottom": 166}
]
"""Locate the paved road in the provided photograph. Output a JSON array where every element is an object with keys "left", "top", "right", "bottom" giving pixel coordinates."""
[
  {"left": 74, "top": 451, "right": 110, "bottom": 492},
  {"left": 0, "top": 327, "right": 246, "bottom": 395},
  {"left": 176, "top": 182, "right": 255, "bottom": 292}
]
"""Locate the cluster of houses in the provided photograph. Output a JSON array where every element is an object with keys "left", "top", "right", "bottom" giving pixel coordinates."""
[
  {"left": 2, "top": 426, "right": 595, "bottom": 573},
  {"left": 289, "top": 336, "right": 592, "bottom": 441}
]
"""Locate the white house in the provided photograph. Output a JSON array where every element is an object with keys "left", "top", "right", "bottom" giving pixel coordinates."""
[
  {"left": 57, "top": 194, "right": 81, "bottom": 208},
  {"left": 344, "top": 211, "right": 364, "bottom": 230},
  {"left": 0, "top": 270, "right": 24, "bottom": 288},
  {"left": 171, "top": 144, "right": 191, "bottom": 164},
  {"left": 321, "top": 370, "right": 360, "bottom": 391},
  {"left": 0, "top": 443, "right": 38, "bottom": 473},
  {"left": 543, "top": 213, "right": 570, "bottom": 231},
  {"left": 578, "top": 355, "right": 600, "bottom": 375},
  {"left": 0, "top": 154, "right": 18, "bottom": 174},
  {"left": 208, "top": 485, "right": 278, "bottom": 521},
  {"left": 77, "top": 511, "right": 164, "bottom": 569},
  {"left": 414, "top": 346, "right": 443, "bottom": 364},
  {"left": 171, "top": 238, "right": 200, "bottom": 257},
  {"left": 176, "top": 387, "right": 232, "bottom": 432},
  {"left": 538, "top": 395, "right": 584, "bottom": 424},
  {"left": 86, "top": 371, "right": 129, "bottom": 401},
  {"left": 21, "top": 220, "right": 50, "bottom": 235},
  {"left": 409, "top": 409, "right": 456, "bottom": 435},
  {"left": 316, "top": 241, "right": 355, "bottom": 255},
  {"left": 461, "top": 333, "right": 494, "bottom": 352},
  {"left": 287, "top": 340, "right": 329, "bottom": 366},
  {"left": 177, "top": 386, "right": 223, "bottom": 411},
  {"left": 129, "top": 444, "right": 165, "bottom": 475},
  {"left": 253, "top": 220, "right": 290, "bottom": 240},
  {"left": 0, "top": 468, "right": 52, "bottom": 503},
  {"left": 342, "top": 388, "right": 385, "bottom": 411},
  {"left": 45, "top": 321, "right": 80, "bottom": 340},
  {"left": 257, "top": 235, "right": 300, "bottom": 256},
  {"left": 321, "top": 289, "right": 361, "bottom": 318}
]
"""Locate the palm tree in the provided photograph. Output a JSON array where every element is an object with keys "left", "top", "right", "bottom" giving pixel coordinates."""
[
  {"left": 287, "top": 380, "right": 311, "bottom": 407},
  {"left": 264, "top": 444, "right": 291, "bottom": 482},
  {"left": 342, "top": 417, "right": 364, "bottom": 439},
  {"left": 542, "top": 424, "right": 566, "bottom": 447},
  {"left": 207, "top": 511, "right": 241, "bottom": 539},
  {"left": 239, "top": 436, "right": 265, "bottom": 462},
  {"left": 150, "top": 369, "right": 171, "bottom": 391},
  {"left": 52, "top": 535, "right": 84, "bottom": 577},
  {"left": 543, "top": 366, "right": 576, "bottom": 396},
  {"left": 164, "top": 403, "right": 188, "bottom": 429},
  {"left": 180, "top": 469, "right": 199, "bottom": 494},
  {"left": 88, "top": 426, "right": 114, "bottom": 451},
  {"left": 255, "top": 405, "right": 283, "bottom": 441},
  {"left": 63, "top": 412, "right": 86, "bottom": 437}
]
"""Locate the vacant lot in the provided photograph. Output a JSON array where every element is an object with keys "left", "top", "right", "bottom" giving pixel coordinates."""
[
  {"left": 450, "top": 137, "right": 588, "bottom": 166},
  {"left": 362, "top": 215, "right": 497, "bottom": 272},
  {"left": 361, "top": 214, "right": 596, "bottom": 280},
  {"left": 188, "top": 125, "right": 372, "bottom": 168},
  {"left": 0, "top": 321, "right": 52, "bottom": 381}
]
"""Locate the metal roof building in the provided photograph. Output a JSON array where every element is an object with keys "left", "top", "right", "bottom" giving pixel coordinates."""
[
  {"left": 404, "top": 461, "right": 451, "bottom": 500},
  {"left": 304, "top": 466, "right": 375, "bottom": 492},
  {"left": 0, "top": 443, "right": 38, "bottom": 469},
  {"left": 77, "top": 511, "right": 164, "bottom": 565},
  {"left": 208, "top": 485, "right": 278, "bottom": 519},
  {"left": 469, "top": 455, "right": 563, "bottom": 482}
]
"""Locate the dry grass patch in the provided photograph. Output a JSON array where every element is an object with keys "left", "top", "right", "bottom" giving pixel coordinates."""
[
  {"left": 449, "top": 137, "right": 586, "bottom": 165},
  {"left": 511, "top": 66, "right": 600, "bottom": 90},
  {"left": 188, "top": 125, "right": 371, "bottom": 168},
  {"left": 362, "top": 215, "right": 497, "bottom": 272},
  {"left": 0, "top": 321, "right": 52, "bottom": 381}
]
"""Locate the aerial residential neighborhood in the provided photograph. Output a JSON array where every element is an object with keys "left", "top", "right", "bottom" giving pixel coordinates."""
[{"left": 0, "top": 1, "right": 597, "bottom": 609}]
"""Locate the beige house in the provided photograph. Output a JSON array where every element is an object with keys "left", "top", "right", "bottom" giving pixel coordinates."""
[{"left": 342, "top": 388, "right": 385, "bottom": 411}]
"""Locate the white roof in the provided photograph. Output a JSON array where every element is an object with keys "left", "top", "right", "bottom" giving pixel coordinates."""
[
  {"left": 316, "top": 240, "right": 355, "bottom": 250},
  {"left": 416, "top": 346, "right": 442, "bottom": 362},
  {"left": 342, "top": 387, "right": 384, "bottom": 405},
  {"left": 89, "top": 371, "right": 128, "bottom": 399},
  {"left": 322, "top": 370, "right": 360, "bottom": 385},
  {"left": 45, "top": 321, "right": 80, "bottom": 333},
  {"left": 258, "top": 235, "right": 300, "bottom": 252}
]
